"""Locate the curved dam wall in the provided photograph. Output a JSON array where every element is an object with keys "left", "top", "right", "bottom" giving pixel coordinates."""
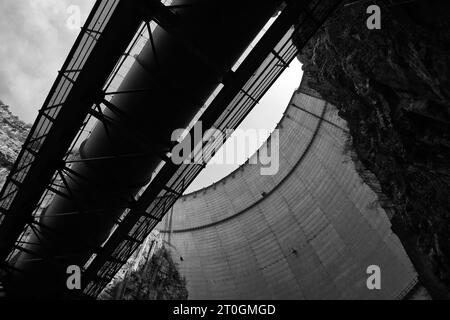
[
  {"left": 157, "top": 81, "right": 419, "bottom": 299},
  {"left": 8, "top": 0, "right": 283, "bottom": 298}
]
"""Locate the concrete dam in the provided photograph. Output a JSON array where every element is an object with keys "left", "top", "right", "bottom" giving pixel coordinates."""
[
  {"left": 157, "top": 78, "right": 421, "bottom": 299},
  {"left": 2, "top": 0, "right": 443, "bottom": 300}
]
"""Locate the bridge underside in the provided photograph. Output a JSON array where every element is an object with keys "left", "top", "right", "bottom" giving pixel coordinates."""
[
  {"left": 0, "top": 0, "right": 342, "bottom": 299},
  {"left": 157, "top": 80, "right": 420, "bottom": 300}
]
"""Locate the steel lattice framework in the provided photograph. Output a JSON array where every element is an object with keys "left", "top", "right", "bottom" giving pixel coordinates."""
[{"left": 0, "top": 0, "right": 342, "bottom": 298}]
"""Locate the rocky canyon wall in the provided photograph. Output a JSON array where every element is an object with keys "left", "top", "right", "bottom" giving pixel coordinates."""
[{"left": 295, "top": 0, "right": 450, "bottom": 298}]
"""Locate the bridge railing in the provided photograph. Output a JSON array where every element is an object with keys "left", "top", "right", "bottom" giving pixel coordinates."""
[
  {"left": 82, "top": 0, "right": 343, "bottom": 298},
  {"left": 0, "top": 0, "right": 123, "bottom": 266}
]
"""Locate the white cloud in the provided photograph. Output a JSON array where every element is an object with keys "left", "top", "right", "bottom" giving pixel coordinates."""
[{"left": 0, "top": 0, "right": 93, "bottom": 123}]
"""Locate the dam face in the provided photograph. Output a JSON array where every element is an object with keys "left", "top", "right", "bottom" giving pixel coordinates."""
[{"left": 158, "top": 79, "right": 419, "bottom": 299}]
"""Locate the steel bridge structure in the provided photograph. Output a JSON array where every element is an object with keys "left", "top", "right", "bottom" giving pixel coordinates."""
[{"left": 0, "top": 0, "right": 342, "bottom": 299}]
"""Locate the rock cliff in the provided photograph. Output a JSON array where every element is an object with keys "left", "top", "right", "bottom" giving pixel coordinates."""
[
  {"left": 0, "top": 102, "right": 30, "bottom": 188},
  {"left": 295, "top": 0, "right": 450, "bottom": 298}
]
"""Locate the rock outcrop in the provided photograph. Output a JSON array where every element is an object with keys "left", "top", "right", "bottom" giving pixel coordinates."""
[
  {"left": 0, "top": 102, "right": 30, "bottom": 188},
  {"left": 105, "top": 246, "right": 188, "bottom": 300},
  {"left": 295, "top": 0, "right": 450, "bottom": 298}
]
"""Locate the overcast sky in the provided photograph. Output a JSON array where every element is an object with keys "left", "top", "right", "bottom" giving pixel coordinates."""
[
  {"left": 0, "top": 0, "right": 303, "bottom": 190},
  {"left": 0, "top": 0, "right": 93, "bottom": 123}
]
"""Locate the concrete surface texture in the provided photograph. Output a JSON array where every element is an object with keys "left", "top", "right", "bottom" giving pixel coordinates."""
[{"left": 157, "top": 82, "right": 419, "bottom": 300}]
